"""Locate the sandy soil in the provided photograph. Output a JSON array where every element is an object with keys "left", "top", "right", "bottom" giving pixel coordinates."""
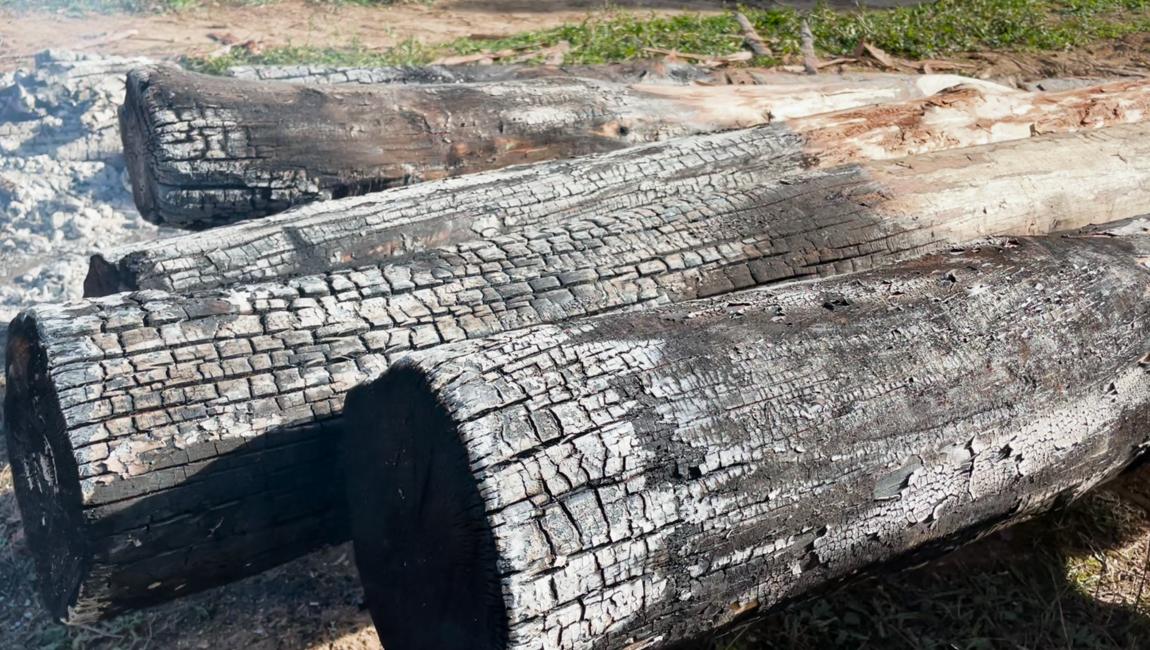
[
  {"left": 0, "top": 0, "right": 940, "bottom": 72},
  {"left": 0, "top": 0, "right": 717, "bottom": 71}
]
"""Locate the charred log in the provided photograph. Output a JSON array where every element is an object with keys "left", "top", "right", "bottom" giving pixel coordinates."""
[
  {"left": 17, "top": 123, "right": 1150, "bottom": 619},
  {"left": 344, "top": 236, "right": 1150, "bottom": 649},
  {"left": 119, "top": 65, "right": 1004, "bottom": 228},
  {"left": 93, "top": 84, "right": 1150, "bottom": 296}
]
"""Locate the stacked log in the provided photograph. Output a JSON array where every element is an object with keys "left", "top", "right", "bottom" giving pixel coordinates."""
[
  {"left": 119, "top": 65, "right": 1009, "bottom": 228},
  {"left": 343, "top": 235, "right": 1150, "bottom": 649},
  {"left": 10, "top": 121, "right": 1150, "bottom": 621},
  {"left": 92, "top": 81, "right": 1150, "bottom": 296}
]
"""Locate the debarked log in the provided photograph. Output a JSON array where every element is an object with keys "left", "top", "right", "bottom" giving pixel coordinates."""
[
  {"left": 342, "top": 236, "right": 1150, "bottom": 650},
  {"left": 92, "top": 83, "right": 1150, "bottom": 297},
  {"left": 119, "top": 64, "right": 1007, "bottom": 229},
  {"left": 15, "top": 121, "right": 1150, "bottom": 621}
]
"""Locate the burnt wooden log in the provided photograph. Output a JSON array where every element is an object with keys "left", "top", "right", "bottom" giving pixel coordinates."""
[
  {"left": 120, "top": 65, "right": 1003, "bottom": 229},
  {"left": 91, "top": 112, "right": 1150, "bottom": 298},
  {"left": 15, "top": 122, "right": 1150, "bottom": 621},
  {"left": 342, "top": 236, "right": 1150, "bottom": 650},
  {"left": 224, "top": 60, "right": 712, "bottom": 85}
]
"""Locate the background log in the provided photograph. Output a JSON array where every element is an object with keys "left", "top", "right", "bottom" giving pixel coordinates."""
[
  {"left": 17, "top": 124, "right": 1150, "bottom": 620},
  {"left": 119, "top": 65, "right": 1004, "bottom": 229},
  {"left": 342, "top": 236, "right": 1150, "bottom": 650},
  {"left": 92, "top": 112, "right": 1150, "bottom": 298},
  {"left": 224, "top": 60, "right": 713, "bottom": 85}
]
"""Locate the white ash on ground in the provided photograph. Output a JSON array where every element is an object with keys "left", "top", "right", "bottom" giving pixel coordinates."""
[{"left": 0, "top": 50, "right": 161, "bottom": 323}]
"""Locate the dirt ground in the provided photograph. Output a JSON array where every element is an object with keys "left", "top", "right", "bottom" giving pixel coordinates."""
[{"left": 0, "top": 0, "right": 941, "bottom": 72}]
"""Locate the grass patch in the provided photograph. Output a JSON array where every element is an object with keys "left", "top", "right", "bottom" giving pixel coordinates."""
[
  {"left": 181, "top": 0, "right": 1150, "bottom": 73},
  {"left": 183, "top": 39, "right": 433, "bottom": 75}
]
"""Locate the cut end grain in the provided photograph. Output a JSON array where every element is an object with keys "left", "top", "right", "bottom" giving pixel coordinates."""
[
  {"left": 4, "top": 313, "right": 87, "bottom": 622},
  {"left": 343, "top": 364, "right": 508, "bottom": 650}
]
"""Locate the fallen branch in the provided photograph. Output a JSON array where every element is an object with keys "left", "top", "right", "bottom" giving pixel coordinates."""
[{"left": 735, "top": 12, "right": 772, "bottom": 58}]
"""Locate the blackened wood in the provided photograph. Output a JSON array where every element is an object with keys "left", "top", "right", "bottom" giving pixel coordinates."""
[
  {"left": 18, "top": 122, "right": 1150, "bottom": 620},
  {"left": 344, "top": 236, "right": 1150, "bottom": 649},
  {"left": 92, "top": 81, "right": 1150, "bottom": 297},
  {"left": 119, "top": 65, "right": 1000, "bottom": 229}
]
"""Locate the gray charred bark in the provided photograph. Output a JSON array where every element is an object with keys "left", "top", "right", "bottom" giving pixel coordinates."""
[
  {"left": 342, "top": 236, "right": 1150, "bottom": 650},
  {"left": 17, "top": 121, "right": 1150, "bottom": 620},
  {"left": 93, "top": 91, "right": 1150, "bottom": 297},
  {"left": 118, "top": 65, "right": 997, "bottom": 229}
]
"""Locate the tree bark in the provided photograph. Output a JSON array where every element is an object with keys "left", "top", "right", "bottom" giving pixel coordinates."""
[
  {"left": 119, "top": 64, "right": 1006, "bottom": 229},
  {"left": 92, "top": 110, "right": 1150, "bottom": 298},
  {"left": 16, "top": 120, "right": 1150, "bottom": 620},
  {"left": 342, "top": 236, "right": 1150, "bottom": 650}
]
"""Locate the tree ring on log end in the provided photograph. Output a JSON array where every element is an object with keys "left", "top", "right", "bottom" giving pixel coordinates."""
[
  {"left": 343, "top": 365, "right": 509, "bottom": 650},
  {"left": 5, "top": 314, "right": 87, "bottom": 620}
]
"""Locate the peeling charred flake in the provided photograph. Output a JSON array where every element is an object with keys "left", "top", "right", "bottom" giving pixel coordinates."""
[{"left": 346, "top": 236, "right": 1150, "bottom": 649}]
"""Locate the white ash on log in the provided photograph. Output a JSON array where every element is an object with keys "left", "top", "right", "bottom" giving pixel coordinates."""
[
  {"left": 342, "top": 236, "right": 1150, "bottom": 650},
  {"left": 15, "top": 123, "right": 1150, "bottom": 621},
  {"left": 119, "top": 65, "right": 1005, "bottom": 229},
  {"left": 91, "top": 82, "right": 1150, "bottom": 297}
]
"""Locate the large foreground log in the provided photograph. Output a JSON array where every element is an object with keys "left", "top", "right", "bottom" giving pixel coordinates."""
[
  {"left": 92, "top": 84, "right": 1150, "bottom": 296},
  {"left": 14, "top": 122, "right": 1150, "bottom": 621},
  {"left": 343, "top": 236, "right": 1150, "bottom": 650},
  {"left": 120, "top": 65, "right": 1005, "bottom": 228}
]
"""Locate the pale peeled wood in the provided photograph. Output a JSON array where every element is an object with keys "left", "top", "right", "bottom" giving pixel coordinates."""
[
  {"left": 92, "top": 81, "right": 1150, "bottom": 297},
  {"left": 15, "top": 123, "right": 1150, "bottom": 621},
  {"left": 119, "top": 64, "right": 1006, "bottom": 229},
  {"left": 343, "top": 236, "right": 1150, "bottom": 649}
]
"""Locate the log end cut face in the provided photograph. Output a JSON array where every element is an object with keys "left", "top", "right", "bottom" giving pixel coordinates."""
[
  {"left": 343, "top": 365, "right": 510, "bottom": 650},
  {"left": 5, "top": 314, "right": 88, "bottom": 621}
]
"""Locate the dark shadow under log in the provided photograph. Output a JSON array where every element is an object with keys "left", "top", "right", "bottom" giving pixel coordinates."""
[{"left": 343, "top": 236, "right": 1150, "bottom": 649}]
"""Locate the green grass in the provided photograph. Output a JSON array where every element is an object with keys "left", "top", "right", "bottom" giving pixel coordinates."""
[{"left": 180, "top": 0, "right": 1150, "bottom": 73}]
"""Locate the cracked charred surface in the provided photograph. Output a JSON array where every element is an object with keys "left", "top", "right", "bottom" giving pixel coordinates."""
[
  {"left": 345, "top": 237, "right": 1150, "bottom": 650},
  {"left": 224, "top": 61, "right": 715, "bottom": 86},
  {"left": 119, "top": 65, "right": 1003, "bottom": 229},
  {"left": 18, "top": 121, "right": 1150, "bottom": 618},
  {"left": 93, "top": 94, "right": 1150, "bottom": 297}
]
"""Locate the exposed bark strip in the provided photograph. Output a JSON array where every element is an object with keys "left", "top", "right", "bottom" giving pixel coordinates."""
[
  {"left": 18, "top": 122, "right": 1150, "bottom": 619},
  {"left": 120, "top": 65, "right": 1005, "bottom": 228},
  {"left": 344, "top": 237, "right": 1150, "bottom": 650},
  {"left": 92, "top": 115, "right": 1150, "bottom": 297}
]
